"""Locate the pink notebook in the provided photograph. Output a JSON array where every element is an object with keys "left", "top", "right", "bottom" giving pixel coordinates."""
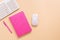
[{"left": 9, "top": 11, "right": 32, "bottom": 37}]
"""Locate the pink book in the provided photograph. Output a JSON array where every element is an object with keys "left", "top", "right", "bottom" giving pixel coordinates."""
[{"left": 9, "top": 11, "right": 32, "bottom": 37}]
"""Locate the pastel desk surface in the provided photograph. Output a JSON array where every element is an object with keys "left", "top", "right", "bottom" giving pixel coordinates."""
[{"left": 0, "top": 0, "right": 60, "bottom": 40}]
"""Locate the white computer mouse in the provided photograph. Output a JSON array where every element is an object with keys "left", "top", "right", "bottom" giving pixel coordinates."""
[{"left": 32, "top": 14, "right": 38, "bottom": 26}]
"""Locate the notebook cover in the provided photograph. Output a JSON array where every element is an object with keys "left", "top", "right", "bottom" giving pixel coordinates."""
[{"left": 9, "top": 11, "right": 32, "bottom": 37}]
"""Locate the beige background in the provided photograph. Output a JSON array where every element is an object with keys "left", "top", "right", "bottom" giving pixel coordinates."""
[{"left": 0, "top": 0, "right": 60, "bottom": 40}]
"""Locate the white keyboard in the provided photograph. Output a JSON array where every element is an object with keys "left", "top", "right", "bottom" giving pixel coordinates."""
[{"left": 0, "top": 0, "right": 19, "bottom": 20}]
